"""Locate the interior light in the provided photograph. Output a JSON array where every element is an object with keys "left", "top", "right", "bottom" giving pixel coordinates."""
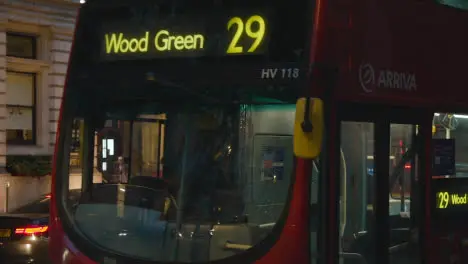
[
  {"left": 80, "top": 0, "right": 86, "bottom": 3},
  {"left": 434, "top": 113, "right": 468, "bottom": 119},
  {"left": 107, "top": 139, "right": 114, "bottom": 155}
]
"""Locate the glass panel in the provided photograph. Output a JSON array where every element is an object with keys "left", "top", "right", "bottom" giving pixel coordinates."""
[
  {"left": 339, "top": 121, "right": 374, "bottom": 264},
  {"left": 388, "top": 124, "right": 420, "bottom": 264},
  {"left": 6, "top": 107, "right": 34, "bottom": 144},
  {"left": 6, "top": 72, "right": 35, "bottom": 106},
  {"left": 432, "top": 113, "right": 468, "bottom": 261},
  {"left": 70, "top": 120, "right": 83, "bottom": 170},
  {"left": 130, "top": 120, "right": 162, "bottom": 177},
  {"left": 65, "top": 101, "right": 295, "bottom": 262},
  {"left": 389, "top": 124, "right": 413, "bottom": 212},
  {"left": 433, "top": 113, "right": 468, "bottom": 178},
  {"left": 6, "top": 107, "right": 33, "bottom": 130},
  {"left": 436, "top": 0, "right": 468, "bottom": 10},
  {"left": 6, "top": 34, "right": 36, "bottom": 59},
  {"left": 6, "top": 71, "right": 35, "bottom": 144}
]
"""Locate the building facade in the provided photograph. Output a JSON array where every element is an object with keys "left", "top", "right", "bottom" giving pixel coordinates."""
[
  {"left": 0, "top": 0, "right": 80, "bottom": 174},
  {"left": 0, "top": 0, "right": 163, "bottom": 184}
]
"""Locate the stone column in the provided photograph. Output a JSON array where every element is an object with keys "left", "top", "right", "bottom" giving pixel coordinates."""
[
  {"left": 0, "top": 30, "right": 9, "bottom": 174},
  {"left": 49, "top": 34, "right": 70, "bottom": 153}
]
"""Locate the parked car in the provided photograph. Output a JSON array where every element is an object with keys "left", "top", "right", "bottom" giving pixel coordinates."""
[{"left": 0, "top": 190, "right": 81, "bottom": 263}]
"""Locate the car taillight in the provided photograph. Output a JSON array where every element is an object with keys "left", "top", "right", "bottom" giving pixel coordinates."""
[{"left": 15, "top": 225, "right": 48, "bottom": 235}]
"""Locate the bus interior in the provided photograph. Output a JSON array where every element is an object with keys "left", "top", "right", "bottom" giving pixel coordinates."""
[{"left": 67, "top": 92, "right": 299, "bottom": 261}]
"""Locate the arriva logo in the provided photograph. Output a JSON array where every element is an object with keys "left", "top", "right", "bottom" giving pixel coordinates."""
[
  {"left": 359, "top": 63, "right": 375, "bottom": 93},
  {"left": 358, "top": 62, "right": 417, "bottom": 93}
]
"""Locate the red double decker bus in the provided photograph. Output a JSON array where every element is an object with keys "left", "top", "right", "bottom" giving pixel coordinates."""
[{"left": 49, "top": 0, "right": 468, "bottom": 263}]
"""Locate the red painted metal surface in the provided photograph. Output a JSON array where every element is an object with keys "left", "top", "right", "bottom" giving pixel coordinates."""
[
  {"left": 49, "top": 5, "right": 316, "bottom": 263},
  {"left": 255, "top": 158, "right": 312, "bottom": 264},
  {"left": 48, "top": 6, "right": 88, "bottom": 264},
  {"left": 50, "top": 1, "right": 319, "bottom": 263},
  {"left": 328, "top": 0, "right": 468, "bottom": 108},
  {"left": 49, "top": 0, "right": 468, "bottom": 263}
]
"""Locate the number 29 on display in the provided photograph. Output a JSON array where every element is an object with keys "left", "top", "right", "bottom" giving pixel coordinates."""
[{"left": 226, "top": 15, "right": 266, "bottom": 54}]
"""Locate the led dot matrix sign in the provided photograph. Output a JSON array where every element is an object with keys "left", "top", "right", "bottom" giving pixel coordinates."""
[
  {"left": 105, "top": 31, "right": 205, "bottom": 54},
  {"left": 100, "top": 13, "right": 270, "bottom": 60},
  {"left": 226, "top": 15, "right": 266, "bottom": 54},
  {"left": 436, "top": 191, "right": 468, "bottom": 209},
  {"left": 432, "top": 177, "right": 468, "bottom": 229}
]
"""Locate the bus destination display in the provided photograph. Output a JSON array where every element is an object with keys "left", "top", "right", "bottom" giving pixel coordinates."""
[
  {"left": 432, "top": 178, "right": 468, "bottom": 229},
  {"left": 433, "top": 178, "right": 468, "bottom": 213},
  {"left": 100, "top": 13, "right": 270, "bottom": 60},
  {"left": 436, "top": 191, "right": 467, "bottom": 209}
]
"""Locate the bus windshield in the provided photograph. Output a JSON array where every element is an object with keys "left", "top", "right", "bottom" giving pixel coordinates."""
[{"left": 62, "top": 98, "right": 295, "bottom": 262}]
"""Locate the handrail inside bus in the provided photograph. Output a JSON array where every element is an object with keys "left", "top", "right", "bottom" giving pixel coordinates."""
[
  {"left": 258, "top": 223, "right": 275, "bottom": 229},
  {"left": 340, "top": 148, "right": 347, "bottom": 237},
  {"left": 224, "top": 241, "right": 252, "bottom": 251},
  {"left": 388, "top": 242, "right": 409, "bottom": 253}
]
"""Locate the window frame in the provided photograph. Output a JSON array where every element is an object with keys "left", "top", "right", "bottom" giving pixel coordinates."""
[
  {"left": 4, "top": 22, "right": 53, "bottom": 154},
  {"left": 6, "top": 32, "right": 37, "bottom": 60},
  {"left": 6, "top": 70, "right": 37, "bottom": 145}
]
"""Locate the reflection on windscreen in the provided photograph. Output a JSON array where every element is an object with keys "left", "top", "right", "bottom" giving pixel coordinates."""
[
  {"left": 13, "top": 196, "right": 50, "bottom": 214},
  {"left": 70, "top": 101, "right": 295, "bottom": 262}
]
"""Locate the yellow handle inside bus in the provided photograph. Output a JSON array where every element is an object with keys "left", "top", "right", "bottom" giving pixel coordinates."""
[{"left": 293, "top": 97, "right": 324, "bottom": 159}]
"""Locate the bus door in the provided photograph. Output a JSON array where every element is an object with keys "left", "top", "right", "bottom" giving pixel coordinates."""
[{"left": 336, "top": 103, "right": 430, "bottom": 264}]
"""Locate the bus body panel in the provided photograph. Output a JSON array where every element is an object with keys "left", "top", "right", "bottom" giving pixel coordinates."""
[
  {"left": 50, "top": 0, "right": 317, "bottom": 262},
  {"left": 49, "top": 0, "right": 468, "bottom": 263},
  {"left": 328, "top": 0, "right": 468, "bottom": 107}
]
